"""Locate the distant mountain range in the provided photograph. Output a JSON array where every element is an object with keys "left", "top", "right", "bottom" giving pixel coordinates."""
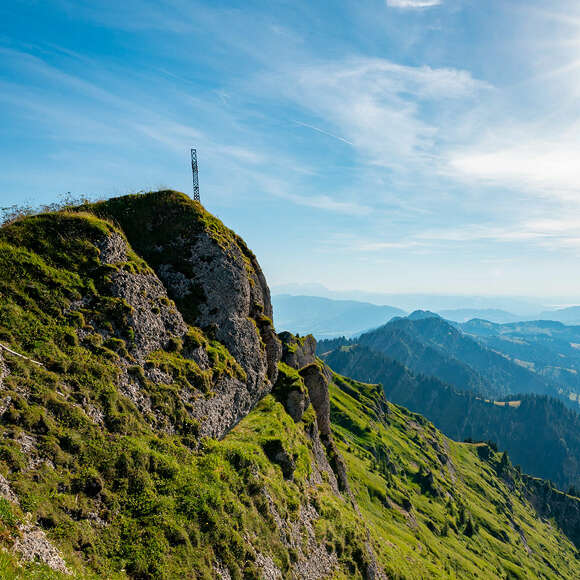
[
  {"left": 538, "top": 306, "right": 580, "bottom": 325},
  {"left": 273, "top": 293, "right": 580, "bottom": 333},
  {"left": 438, "top": 308, "right": 523, "bottom": 323},
  {"left": 271, "top": 285, "right": 557, "bottom": 316},
  {"left": 320, "top": 312, "right": 558, "bottom": 400},
  {"left": 272, "top": 294, "right": 405, "bottom": 338},
  {"left": 319, "top": 312, "right": 580, "bottom": 488},
  {"left": 459, "top": 319, "right": 580, "bottom": 404}
]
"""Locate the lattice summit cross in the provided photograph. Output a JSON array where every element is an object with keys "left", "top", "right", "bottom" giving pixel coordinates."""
[{"left": 190, "top": 148, "right": 200, "bottom": 202}]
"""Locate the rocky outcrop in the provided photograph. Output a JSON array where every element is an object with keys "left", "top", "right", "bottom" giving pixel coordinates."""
[
  {"left": 279, "top": 332, "right": 316, "bottom": 370},
  {"left": 89, "top": 191, "right": 282, "bottom": 438},
  {"left": 13, "top": 520, "right": 70, "bottom": 574},
  {"left": 271, "top": 363, "right": 310, "bottom": 422},
  {"left": 259, "top": 492, "right": 338, "bottom": 578},
  {"left": 81, "top": 230, "right": 188, "bottom": 363},
  {"left": 0, "top": 474, "right": 69, "bottom": 573},
  {"left": 522, "top": 475, "right": 580, "bottom": 548},
  {"left": 109, "top": 270, "right": 188, "bottom": 361},
  {"left": 300, "top": 363, "right": 332, "bottom": 438},
  {"left": 274, "top": 332, "right": 318, "bottom": 423},
  {"left": 0, "top": 351, "right": 9, "bottom": 389},
  {"left": 276, "top": 333, "right": 351, "bottom": 495}
]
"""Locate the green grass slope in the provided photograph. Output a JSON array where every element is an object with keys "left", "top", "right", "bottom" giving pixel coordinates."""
[
  {"left": 0, "top": 202, "right": 374, "bottom": 578},
  {"left": 323, "top": 344, "right": 580, "bottom": 490},
  {"left": 329, "top": 373, "right": 580, "bottom": 579},
  {"left": 0, "top": 196, "right": 577, "bottom": 579}
]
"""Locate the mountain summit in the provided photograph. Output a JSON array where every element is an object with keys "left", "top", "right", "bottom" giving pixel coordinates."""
[{"left": 0, "top": 191, "right": 577, "bottom": 578}]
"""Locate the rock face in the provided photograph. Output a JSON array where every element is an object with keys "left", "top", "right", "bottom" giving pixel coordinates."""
[
  {"left": 300, "top": 363, "right": 332, "bottom": 438},
  {"left": 109, "top": 269, "right": 188, "bottom": 361},
  {"left": 95, "top": 230, "right": 188, "bottom": 361},
  {"left": 278, "top": 332, "right": 317, "bottom": 369},
  {"left": 276, "top": 332, "right": 351, "bottom": 494},
  {"left": 88, "top": 191, "right": 281, "bottom": 438},
  {"left": 0, "top": 474, "right": 69, "bottom": 574}
]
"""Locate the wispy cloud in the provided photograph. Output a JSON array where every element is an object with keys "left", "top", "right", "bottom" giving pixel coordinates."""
[
  {"left": 294, "top": 121, "right": 353, "bottom": 145},
  {"left": 249, "top": 173, "right": 373, "bottom": 216},
  {"left": 319, "top": 232, "right": 424, "bottom": 254},
  {"left": 446, "top": 126, "right": 580, "bottom": 200},
  {"left": 418, "top": 216, "right": 580, "bottom": 251},
  {"left": 267, "top": 57, "right": 490, "bottom": 172},
  {"left": 386, "top": 0, "right": 442, "bottom": 8}
]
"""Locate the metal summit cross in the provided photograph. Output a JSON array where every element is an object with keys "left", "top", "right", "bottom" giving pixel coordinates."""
[{"left": 191, "top": 148, "right": 200, "bottom": 202}]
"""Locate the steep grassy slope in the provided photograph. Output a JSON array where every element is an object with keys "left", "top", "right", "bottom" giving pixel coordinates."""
[
  {"left": 0, "top": 198, "right": 375, "bottom": 578},
  {"left": 329, "top": 373, "right": 580, "bottom": 579},
  {"left": 324, "top": 344, "right": 580, "bottom": 490},
  {"left": 0, "top": 192, "right": 578, "bottom": 579}
]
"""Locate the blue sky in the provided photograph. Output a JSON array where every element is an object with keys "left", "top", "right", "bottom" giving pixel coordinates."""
[{"left": 2, "top": 1, "right": 580, "bottom": 299}]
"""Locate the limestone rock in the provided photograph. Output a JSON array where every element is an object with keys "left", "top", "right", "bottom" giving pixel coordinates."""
[
  {"left": 14, "top": 520, "right": 70, "bottom": 574},
  {"left": 109, "top": 270, "right": 187, "bottom": 361},
  {"left": 300, "top": 363, "right": 332, "bottom": 438},
  {"left": 271, "top": 362, "right": 309, "bottom": 422},
  {"left": 89, "top": 191, "right": 282, "bottom": 438},
  {"left": 279, "top": 332, "right": 317, "bottom": 369}
]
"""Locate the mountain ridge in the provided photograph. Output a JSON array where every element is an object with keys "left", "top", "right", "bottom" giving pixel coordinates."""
[
  {"left": 272, "top": 294, "right": 405, "bottom": 338},
  {"left": 0, "top": 191, "right": 577, "bottom": 578}
]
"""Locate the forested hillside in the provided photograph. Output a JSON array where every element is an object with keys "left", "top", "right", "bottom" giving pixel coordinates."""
[{"left": 323, "top": 344, "right": 580, "bottom": 490}]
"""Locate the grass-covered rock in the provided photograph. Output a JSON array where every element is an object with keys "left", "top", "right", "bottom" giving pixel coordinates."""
[{"left": 0, "top": 191, "right": 577, "bottom": 578}]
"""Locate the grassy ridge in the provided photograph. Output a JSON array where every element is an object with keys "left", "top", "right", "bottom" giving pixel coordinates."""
[
  {"left": 324, "top": 343, "right": 580, "bottom": 490},
  {"left": 0, "top": 203, "right": 372, "bottom": 578},
  {"left": 329, "top": 374, "right": 580, "bottom": 579},
  {"left": 0, "top": 196, "right": 577, "bottom": 578}
]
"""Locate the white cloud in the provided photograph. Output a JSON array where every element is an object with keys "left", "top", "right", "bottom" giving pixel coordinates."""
[
  {"left": 386, "top": 0, "right": 442, "bottom": 8},
  {"left": 418, "top": 216, "right": 580, "bottom": 250},
  {"left": 294, "top": 121, "right": 353, "bottom": 145},
  {"left": 447, "top": 134, "right": 580, "bottom": 200},
  {"left": 252, "top": 174, "right": 373, "bottom": 216},
  {"left": 272, "top": 57, "right": 489, "bottom": 171}
]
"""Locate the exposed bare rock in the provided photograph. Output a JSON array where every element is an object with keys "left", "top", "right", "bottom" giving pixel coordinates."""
[
  {"left": 108, "top": 269, "right": 187, "bottom": 361},
  {"left": 255, "top": 553, "right": 283, "bottom": 579},
  {"left": 0, "top": 476, "right": 69, "bottom": 574},
  {"left": 272, "top": 363, "right": 310, "bottom": 422},
  {"left": 159, "top": 232, "right": 279, "bottom": 392},
  {"left": 286, "top": 388, "right": 308, "bottom": 422},
  {"left": 262, "top": 439, "right": 296, "bottom": 480},
  {"left": 304, "top": 419, "right": 339, "bottom": 493},
  {"left": 300, "top": 363, "right": 332, "bottom": 438},
  {"left": 192, "top": 373, "right": 259, "bottom": 439},
  {"left": 279, "top": 332, "right": 317, "bottom": 370},
  {"left": 276, "top": 332, "right": 351, "bottom": 495},
  {"left": 0, "top": 351, "right": 9, "bottom": 389},
  {"left": 290, "top": 503, "right": 338, "bottom": 579},
  {"left": 0, "top": 394, "right": 11, "bottom": 417},
  {"left": 214, "top": 560, "right": 232, "bottom": 580},
  {"left": 13, "top": 519, "right": 70, "bottom": 574},
  {"left": 95, "top": 232, "right": 128, "bottom": 264},
  {"left": 364, "top": 541, "right": 389, "bottom": 580},
  {"left": 260, "top": 490, "right": 338, "bottom": 579},
  {"left": 0, "top": 473, "right": 18, "bottom": 504},
  {"left": 520, "top": 474, "right": 580, "bottom": 548},
  {"left": 90, "top": 191, "right": 283, "bottom": 438}
]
